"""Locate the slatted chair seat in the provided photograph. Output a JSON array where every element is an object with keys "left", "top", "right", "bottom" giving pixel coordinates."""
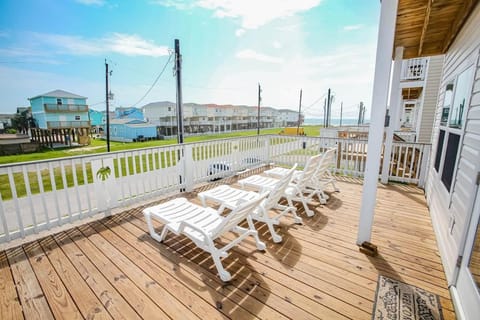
[
  {"left": 264, "top": 166, "right": 303, "bottom": 180},
  {"left": 198, "top": 185, "right": 260, "bottom": 213},
  {"left": 198, "top": 164, "right": 301, "bottom": 243},
  {"left": 238, "top": 154, "right": 323, "bottom": 217},
  {"left": 143, "top": 194, "right": 268, "bottom": 282}
]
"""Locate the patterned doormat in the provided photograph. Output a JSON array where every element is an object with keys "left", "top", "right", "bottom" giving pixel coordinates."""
[{"left": 372, "top": 275, "right": 443, "bottom": 320}]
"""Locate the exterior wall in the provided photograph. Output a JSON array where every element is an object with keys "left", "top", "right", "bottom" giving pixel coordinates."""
[
  {"left": 426, "top": 4, "right": 480, "bottom": 283},
  {"left": 89, "top": 110, "right": 105, "bottom": 126},
  {"left": 29, "top": 94, "right": 88, "bottom": 129},
  {"left": 143, "top": 102, "right": 176, "bottom": 124},
  {"left": 417, "top": 55, "right": 445, "bottom": 143}
]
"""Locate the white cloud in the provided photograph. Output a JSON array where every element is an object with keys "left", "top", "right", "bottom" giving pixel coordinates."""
[
  {"left": 28, "top": 32, "right": 170, "bottom": 57},
  {"left": 343, "top": 24, "right": 363, "bottom": 31},
  {"left": 272, "top": 41, "right": 282, "bottom": 49},
  {"left": 154, "top": 0, "right": 323, "bottom": 29},
  {"left": 235, "top": 29, "right": 245, "bottom": 37},
  {"left": 75, "top": 0, "right": 105, "bottom": 6},
  {"left": 236, "top": 49, "right": 283, "bottom": 64}
]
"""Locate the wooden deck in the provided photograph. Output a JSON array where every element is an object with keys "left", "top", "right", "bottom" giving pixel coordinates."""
[{"left": 0, "top": 173, "right": 456, "bottom": 319}]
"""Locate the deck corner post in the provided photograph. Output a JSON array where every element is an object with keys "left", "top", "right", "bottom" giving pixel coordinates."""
[{"left": 357, "top": 0, "right": 399, "bottom": 245}]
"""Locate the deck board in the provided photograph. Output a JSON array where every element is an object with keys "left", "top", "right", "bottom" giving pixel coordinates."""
[{"left": 0, "top": 175, "right": 456, "bottom": 319}]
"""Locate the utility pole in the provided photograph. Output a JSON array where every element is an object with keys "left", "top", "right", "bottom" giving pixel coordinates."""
[
  {"left": 105, "top": 59, "right": 111, "bottom": 152},
  {"left": 340, "top": 101, "right": 343, "bottom": 127},
  {"left": 326, "top": 88, "right": 331, "bottom": 128},
  {"left": 175, "top": 39, "right": 184, "bottom": 144},
  {"left": 257, "top": 83, "right": 261, "bottom": 135},
  {"left": 323, "top": 98, "right": 327, "bottom": 128},
  {"left": 358, "top": 101, "right": 365, "bottom": 125},
  {"left": 297, "top": 89, "right": 302, "bottom": 134}
]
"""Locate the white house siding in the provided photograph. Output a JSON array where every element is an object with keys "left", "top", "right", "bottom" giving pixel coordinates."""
[
  {"left": 426, "top": 5, "right": 480, "bottom": 283},
  {"left": 417, "top": 55, "right": 444, "bottom": 143}
]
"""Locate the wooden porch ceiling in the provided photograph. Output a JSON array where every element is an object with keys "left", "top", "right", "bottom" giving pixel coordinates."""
[
  {"left": 402, "top": 87, "right": 423, "bottom": 100},
  {"left": 395, "top": 0, "right": 479, "bottom": 59}
]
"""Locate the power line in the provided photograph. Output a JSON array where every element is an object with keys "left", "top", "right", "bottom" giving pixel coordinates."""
[{"left": 130, "top": 53, "right": 173, "bottom": 108}]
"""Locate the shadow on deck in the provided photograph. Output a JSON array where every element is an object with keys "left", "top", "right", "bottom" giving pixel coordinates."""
[{"left": 0, "top": 172, "right": 455, "bottom": 319}]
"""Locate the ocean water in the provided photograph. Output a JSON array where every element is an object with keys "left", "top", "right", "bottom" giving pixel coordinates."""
[{"left": 304, "top": 118, "right": 368, "bottom": 126}]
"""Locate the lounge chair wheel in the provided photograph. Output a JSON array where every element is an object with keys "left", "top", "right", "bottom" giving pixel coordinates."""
[
  {"left": 219, "top": 270, "right": 232, "bottom": 282},
  {"left": 320, "top": 198, "right": 327, "bottom": 205},
  {"left": 272, "top": 234, "right": 282, "bottom": 243},
  {"left": 294, "top": 216, "right": 303, "bottom": 224}
]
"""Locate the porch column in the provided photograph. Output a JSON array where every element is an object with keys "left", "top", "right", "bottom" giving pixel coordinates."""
[
  {"left": 381, "top": 46, "right": 404, "bottom": 183},
  {"left": 357, "top": 0, "right": 398, "bottom": 245}
]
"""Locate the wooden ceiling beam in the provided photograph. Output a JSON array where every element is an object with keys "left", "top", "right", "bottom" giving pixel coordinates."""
[
  {"left": 418, "top": 0, "right": 434, "bottom": 56},
  {"left": 442, "top": 0, "right": 476, "bottom": 52}
]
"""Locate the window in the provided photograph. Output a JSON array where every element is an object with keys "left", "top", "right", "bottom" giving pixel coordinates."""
[
  {"left": 441, "top": 82, "right": 454, "bottom": 125},
  {"left": 168, "top": 107, "right": 172, "bottom": 112},
  {"left": 75, "top": 115, "right": 80, "bottom": 120},
  {"left": 434, "top": 130, "right": 445, "bottom": 172},
  {"left": 449, "top": 68, "right": 473, "bottom": 128},
  {"left": 57, "top": 98, "right": 62, "bottom": 105},
  {"left": 441, "top": 133, "right": 460, "bottom": 191},
  {"left": 434, "top": 65, "right": 474, "bottom": 194}
]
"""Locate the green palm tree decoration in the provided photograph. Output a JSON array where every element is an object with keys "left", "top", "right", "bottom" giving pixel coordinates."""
[{"left": 96, "top": 165, "right": 111, "bottom": 181}]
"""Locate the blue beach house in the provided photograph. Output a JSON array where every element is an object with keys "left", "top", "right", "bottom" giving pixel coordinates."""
[
  {"left": 28, "top": 89, "right": 91, "bottom": 146},
  {"left": 107, "top": 118, "right": 157, "bottom": 142},
  {"left": 115, "top": 107, "right": 144, "bottom": 120}
]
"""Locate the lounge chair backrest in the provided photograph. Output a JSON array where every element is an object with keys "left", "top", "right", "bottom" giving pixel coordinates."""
[
  {"left": 316, "top": 148, "right": 337, "bottom": 177},
  {"left": 294, "top": 153, "right": 322, "bottom": 189},
  {"left": 211, "top": 192, "right": 269, "bottom": 237},
  {"left": 262, "top": 163, "right": 298, "bottom": 210}
]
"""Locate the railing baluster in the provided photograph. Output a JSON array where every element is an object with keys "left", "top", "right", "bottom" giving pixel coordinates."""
[
  {"left": 35, "top": 163, "right": 50, "bottom": 229},
  {"left": 71, "top": 159, "right": 82, "bottom": 219},
  {"left": 22, "top": 166, "right": 37, "bottom": 233},
  {"left": 48, "top": 162, "right": 62, "bottom": 226},
  {"left": 60, "top": 161, "right": 73, "bottom": 223},
  {"left": 0, "top": 194, "right": 10, "bottom": 242},
  {"left": 80, "top": 159, "right": 93, "bottom": 217},
  {"left": 7, "top": 167, "right": 24, "bottom": 238}
]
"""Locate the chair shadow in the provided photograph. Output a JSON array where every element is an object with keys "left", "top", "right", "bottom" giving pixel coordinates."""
[
  {"left": 109, "top": 210, "right": 266, "bottom": 320},
  {"left": 253, "top": 221, "right": 302, "bottom": 268},
  {"left": 161, "top": 234, "right": 269, "bottom": 319}
]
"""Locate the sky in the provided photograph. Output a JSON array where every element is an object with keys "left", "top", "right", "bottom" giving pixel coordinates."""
[{"left": 0, "top": 0, "right": 381, "bottom": 119}]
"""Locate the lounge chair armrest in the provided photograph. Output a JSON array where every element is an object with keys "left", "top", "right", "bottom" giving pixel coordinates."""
[{"left": 177, "top": 220, "right": 210, "bottom": 238}]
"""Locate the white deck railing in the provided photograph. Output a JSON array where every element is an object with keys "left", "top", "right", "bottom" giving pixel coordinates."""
[
  {"left": 0, "top": 135, "right": 430, "bottom": 244},
  {"left": 401, "top": 58, "right": 429, "bottom": 81}
]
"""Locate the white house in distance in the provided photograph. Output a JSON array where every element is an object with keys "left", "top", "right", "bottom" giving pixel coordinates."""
[
  {"left": 142, "top": 101, "right": 301, "bottom": 135},
  {"left": 360, "top": 1, "right": 480, "bottom": 318}
]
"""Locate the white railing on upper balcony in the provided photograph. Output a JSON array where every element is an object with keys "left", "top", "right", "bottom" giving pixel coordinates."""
[
  {"left": 0, "top": 135, "right": 430, "bottom": 244},
  {"left": 401, "top": 58, "right": 429, "bottom": 81}
]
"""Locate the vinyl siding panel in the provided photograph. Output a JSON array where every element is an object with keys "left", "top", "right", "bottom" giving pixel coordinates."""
[
  {"left": 418, "top": 55, "right": 444, "bottom": 143},
  {"left": 426, "top": 4, "right": 480, "bottom": 283}
]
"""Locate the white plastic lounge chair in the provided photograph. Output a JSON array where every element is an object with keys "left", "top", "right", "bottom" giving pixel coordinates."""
[
  {"left": 143, "top": 193, "right": 268, "bottom": 282},
  {"left": 264, "top": 148, "right": 339, "bottom": 204},
  {"left": 306, "top": 148, "right": 340, "bottom": 203},
  {"left": 198, "top": 164, "right": 301, "bottom": 243},
  {"left": 238, "top": 153, "right": 322, "bottom": 217}
]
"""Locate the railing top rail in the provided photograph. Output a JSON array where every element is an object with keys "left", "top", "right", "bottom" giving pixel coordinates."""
[{"left": 0, "top": 134, "right": 431, "bottom": 169}]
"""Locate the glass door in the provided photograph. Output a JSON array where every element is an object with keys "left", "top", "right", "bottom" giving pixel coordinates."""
[{"left": 455, "top": 185, "right": 480, "bottom": 319}]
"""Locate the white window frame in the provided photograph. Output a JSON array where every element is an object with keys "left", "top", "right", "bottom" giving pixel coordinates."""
[{"left": 434, "top": 64, "right": 475, "bottom": 201}]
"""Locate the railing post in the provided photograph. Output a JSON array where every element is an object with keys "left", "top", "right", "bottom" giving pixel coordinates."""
[
  {"left": 183, "top": 144, "right": 195, "bottom": 192},
  {"left": 381, "top": 46, "right": 404, "bottom": 184},
  {"left": 418, "top": 144, "right": 430, "bottom": 188}
]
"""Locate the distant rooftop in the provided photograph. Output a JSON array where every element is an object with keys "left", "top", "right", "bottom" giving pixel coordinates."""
[{"left": 29, "top": 90, "right": 87, "bottom": 100}]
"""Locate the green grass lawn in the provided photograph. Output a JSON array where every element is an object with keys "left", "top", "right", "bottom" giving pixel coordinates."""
[
  {"left": 0, "top": 126, "right": 321, "bottom": 165},
  {"left": 0, "top": 125, "right": 320, "bottom": 199}
]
